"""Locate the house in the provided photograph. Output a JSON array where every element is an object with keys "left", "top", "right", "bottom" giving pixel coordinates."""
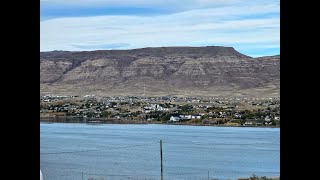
[
  {"left": 170, "top": 116, "right": 180, "bottom": 122},
  {"left": 265, "top": 116, "right": 271, "bottom": 122},
  {"left": 234, "top": 113, "right": 242, "bottom": 118},
  {"left": 265, "top": 121, "right": 273, "bottom": 125},
  {"left": 244, "top": 120, "right": 254, "bottom": 126},
  {"left": 274, "top": 116, "right": 280, "bottom": 120}
]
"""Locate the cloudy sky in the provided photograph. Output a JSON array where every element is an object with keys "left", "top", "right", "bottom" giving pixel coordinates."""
[{"left": 40, "top": 0, "right": 280, "bottom": 57}]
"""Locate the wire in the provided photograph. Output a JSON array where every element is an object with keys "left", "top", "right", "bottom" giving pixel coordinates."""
[
  {"left": 41, "top": 140, "right": 263, "bottom": 155},
  {"left": 40, "top": 142, "right": 157, "bottom": 155}
]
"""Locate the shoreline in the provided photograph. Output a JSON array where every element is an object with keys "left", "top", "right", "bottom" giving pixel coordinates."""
[{"left": 40, "top": 117, "right": 280, "bottom": 128}]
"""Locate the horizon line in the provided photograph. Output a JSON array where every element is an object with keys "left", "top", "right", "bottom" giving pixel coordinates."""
[{"left": 40, "top": 45, "right": 280, "bottom": 58}]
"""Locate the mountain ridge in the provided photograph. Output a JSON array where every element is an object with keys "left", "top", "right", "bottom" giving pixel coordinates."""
[{"left": 40, "top": 46, "right": 279, "bottom": 97}]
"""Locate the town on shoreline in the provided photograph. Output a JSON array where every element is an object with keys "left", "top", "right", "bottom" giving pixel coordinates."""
[{"left": 40, "top": 95, "right": 280, "bottom": 127}]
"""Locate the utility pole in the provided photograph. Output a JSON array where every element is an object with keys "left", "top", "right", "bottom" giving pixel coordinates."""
[
  {"left": 208, "top": 170, "right": 209, "bottom": 180},
  {"left": 160, "top": 140, "right": 163, "bottom": 180}
]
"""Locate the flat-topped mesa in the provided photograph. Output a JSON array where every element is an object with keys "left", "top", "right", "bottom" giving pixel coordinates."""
[
  {"left": 40, "top": 46, "right": 250, "bottom": 60},
  {"left": 40, "top": 46, "right": 279, "bottom": 97},
  {"left": 127, "top": 46, "right": 250, "bottom": 57}
]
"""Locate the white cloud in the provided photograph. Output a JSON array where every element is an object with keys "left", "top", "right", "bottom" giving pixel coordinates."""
[
  {"left": 40, "top": 1, "right": 279, "bottom": 56},
  {"left": 40, "top": 0, "right": 237, "bottom": 6},
  {"left": 41, "top": 0, "right": 278, "bottom": 10}
]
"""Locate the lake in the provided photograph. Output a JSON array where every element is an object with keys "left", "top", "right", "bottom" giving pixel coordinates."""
[{"left": 40, "top": 123, "right": 280, "bottom": 180}]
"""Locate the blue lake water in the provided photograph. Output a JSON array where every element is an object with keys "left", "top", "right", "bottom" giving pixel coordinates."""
[{"left": 40, "top": 123, "right": 280, "bottom": 180}]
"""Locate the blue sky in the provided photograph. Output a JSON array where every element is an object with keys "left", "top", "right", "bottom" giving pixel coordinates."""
[{"left": 40, "top": 0, "right": 280, "bottom": 57}]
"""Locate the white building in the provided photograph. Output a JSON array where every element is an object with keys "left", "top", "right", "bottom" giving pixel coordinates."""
[
  {"left": 244, "top": 121, "right": 254, "bottom": 125},
  {"left": 170, "top": 116, "right": 180, "bottom": 122}
]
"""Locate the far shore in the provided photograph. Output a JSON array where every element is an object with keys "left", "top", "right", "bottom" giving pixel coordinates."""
[{"left": 40, "top": 117, "right": 280, "bottom": 128}]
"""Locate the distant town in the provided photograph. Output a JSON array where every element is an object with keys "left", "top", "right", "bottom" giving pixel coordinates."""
[{"left": 40, "top": 95, "right": 280, "bottom": 127}]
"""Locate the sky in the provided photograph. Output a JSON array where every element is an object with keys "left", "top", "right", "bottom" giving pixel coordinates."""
[{"left": 40, "top": 0, "right": 280, "bottom": 57}]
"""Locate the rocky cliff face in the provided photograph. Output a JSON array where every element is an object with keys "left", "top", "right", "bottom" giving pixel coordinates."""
[{"left": 40, "top": 46, "right": 280, "bottom": 97}]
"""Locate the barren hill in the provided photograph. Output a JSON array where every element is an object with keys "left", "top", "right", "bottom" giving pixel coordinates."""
[{"left": 40, "top": 46, "right": 279, "bottom": 97}]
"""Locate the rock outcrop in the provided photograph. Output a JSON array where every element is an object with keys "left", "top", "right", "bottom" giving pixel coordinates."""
[{"left": 40, "top": 46, "right": 280, "bottom": 97}]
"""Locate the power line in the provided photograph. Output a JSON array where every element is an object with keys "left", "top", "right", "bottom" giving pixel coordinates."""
[
  {"left": 40, "top": 142, "right": 157, "bottom": 155},
  {"left": 41, "top": 140, "right": 254, "bottom": 155}
]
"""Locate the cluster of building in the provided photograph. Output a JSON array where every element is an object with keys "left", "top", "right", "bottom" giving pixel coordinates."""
[
  {"left": 169, "top": 114, "right": 202, "bottom": 122},
  {"left": 143, "top": 104, "right": 169, "bottom": 113},
  {"left": 40, "top": 94, "right": 280, "bottom": 127}
]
